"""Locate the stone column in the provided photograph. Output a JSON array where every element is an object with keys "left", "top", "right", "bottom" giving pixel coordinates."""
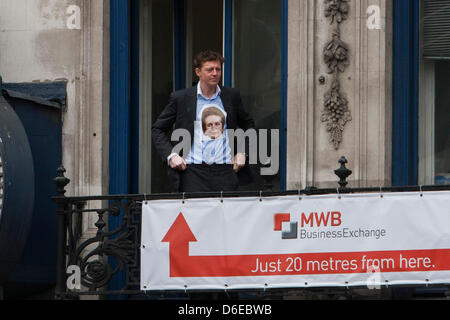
[
  {"left": 73, "top": 0, "right": 110, "bottom": 245},
  {"left": 287, "top": 0, "right": 392, "bottom": 189}
]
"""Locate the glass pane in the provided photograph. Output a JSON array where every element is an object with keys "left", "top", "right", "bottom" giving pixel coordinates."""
[
  {"left": 185, "top": 0, "right": 223, "bottom": 87},
  {"left": 233, "top": 0, "right": 282, "bottom": 191},
  {"left": 434, "top": 60, "right": 450, "bottom": 185},
  {"left": 151, "top": 0, "right": 174, "bottom": 193}
]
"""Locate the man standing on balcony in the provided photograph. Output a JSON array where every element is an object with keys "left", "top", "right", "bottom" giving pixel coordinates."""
[{"left": 152, "top": 50, "right": 255, "bottom": 193}]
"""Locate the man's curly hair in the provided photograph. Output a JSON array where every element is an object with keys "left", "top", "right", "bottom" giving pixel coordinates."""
[{"left": 193, "top": 50, "right": 226, "bottom": 70}]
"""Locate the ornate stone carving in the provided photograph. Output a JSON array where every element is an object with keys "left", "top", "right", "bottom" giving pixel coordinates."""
[
  {"left": 322, "top": 0, "right": 351, "bottom": 150},
  {"left": 321, "top": 78, "right": 352, "bottom": 149},
  {"left": 323, "top": 29, "right": 349, "bottom": 74},
  {"left": 324, "top": 0, "right": 350, "bottom": 24}
]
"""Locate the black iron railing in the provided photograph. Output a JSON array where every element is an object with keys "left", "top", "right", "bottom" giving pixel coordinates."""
[{"left": 53, "top": 157, "right": 450, "bottom": 299}]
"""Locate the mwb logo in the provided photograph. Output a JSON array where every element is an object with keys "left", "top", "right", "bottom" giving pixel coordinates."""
[
  {"left": 273, "top": 211, "right": 342, "bottom": 239},
  {"left": 273, "top": 214, "right": 298, "bottom": 240}
]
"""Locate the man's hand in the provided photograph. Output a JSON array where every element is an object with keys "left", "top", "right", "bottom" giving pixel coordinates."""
[
  {"left": 169, "top": 155, "right": 187, "bottom": 171},
  {"left": 232, "top": 153, "right": 246, "bottom": 173}
]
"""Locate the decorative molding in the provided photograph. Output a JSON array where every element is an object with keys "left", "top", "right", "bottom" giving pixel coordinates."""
[
  {"left": 287, "top": 0, "right": 392, "bottom": 188},
  {"left": 324, "top": 0, "right": 350, "bottom": 24},
  {"left": 322, "top": 0, "right": 352, "bottom": 150},
  {"left": 324, "top": 29, "right": 349, "bottom": 74},
  {"left": 286, "top": 0, "right": 317, "bottom": 189},
  {"left": 75, "top": 0, "right": 110, "bottom": 239},
  {"left": 139, "top": 0, "right": 153, "bottom": 194},
  {"left": 321, "top": 78, "right": 352, "bottom": 150}
]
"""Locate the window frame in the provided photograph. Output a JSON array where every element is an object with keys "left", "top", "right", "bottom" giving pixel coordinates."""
[{"left": 392, "top": 0, "right": 420, "bottom": 186}]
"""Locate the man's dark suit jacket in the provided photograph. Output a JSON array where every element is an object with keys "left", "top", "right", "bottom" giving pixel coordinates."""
[{"left": 152, "top": 85, "right": 255, "bottom": 192}]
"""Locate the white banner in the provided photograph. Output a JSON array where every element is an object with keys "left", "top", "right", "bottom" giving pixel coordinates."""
[{"left": 140, "top": 191, "right": 450, "bottom": 291}]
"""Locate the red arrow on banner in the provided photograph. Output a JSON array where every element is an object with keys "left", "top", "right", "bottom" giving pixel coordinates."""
[
  {"left": 162, "top": 213, "right": 450, "bottom": 278},
  {"left": 162, "top": 212, "right": 252, "bottom": 277},
  {"left": 161, "top": 212, "right": 198, "bottom": 276}
]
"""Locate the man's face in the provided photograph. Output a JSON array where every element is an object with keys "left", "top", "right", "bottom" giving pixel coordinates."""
[
  {"left": 204, "top": 115, "right": 223, "bottom": 139},
  {"left": 195, "top": 60, "right": 222, "bottom": 87}
]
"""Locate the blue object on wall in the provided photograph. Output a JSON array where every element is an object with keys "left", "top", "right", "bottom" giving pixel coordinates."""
[
  {"left": 224, "top": 0, "right": 233, "bottom": 87},
  {"left": 392, "top": 0, "right": 419, "bottom": 186},
  {"left": 0, "top": 97, "right": 34, "bottom": 287},
  {"left": 1, "top": 80, "right": 64, "bottom": 298},
  {"left": 130, "top": 0, "right": 140, "bottom": 195},
  {"left": 109, "top": 0, "right": 132, "bottom": 296},
  {"left": 110, "top": 0, "right": 131, "bottom": 197}
]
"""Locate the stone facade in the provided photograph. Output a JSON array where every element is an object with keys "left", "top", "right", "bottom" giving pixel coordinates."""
[
  {"left": 0, "top": 0, "right": 397, "bottom": 298},
  {"left": 0, "top": 0, "right": 393, "bottom": 199},
  {"left": 0, "top": 0, "right": 110, "bottom": 244},
  {"left": 287, "top": 0, "right": 392, "bottom": 189}
]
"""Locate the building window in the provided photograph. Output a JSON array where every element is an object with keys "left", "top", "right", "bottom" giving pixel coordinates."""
[
  {"left": 232, "top": 0, "right": 283, "bottom": 191},
  {"left": 137, "top": 0, "right": 285, "bottom": 193},
  {"left": 419, "top": 0, "right": 450, "bottom": 185}
]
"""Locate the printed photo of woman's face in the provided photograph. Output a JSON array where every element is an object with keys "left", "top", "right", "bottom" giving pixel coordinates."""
[
  {"left": 204, "top": 114, "right": 223, "bottom": 139},
  {"left": 202, "top": 107, "right": 225, "bottom": 139}
]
